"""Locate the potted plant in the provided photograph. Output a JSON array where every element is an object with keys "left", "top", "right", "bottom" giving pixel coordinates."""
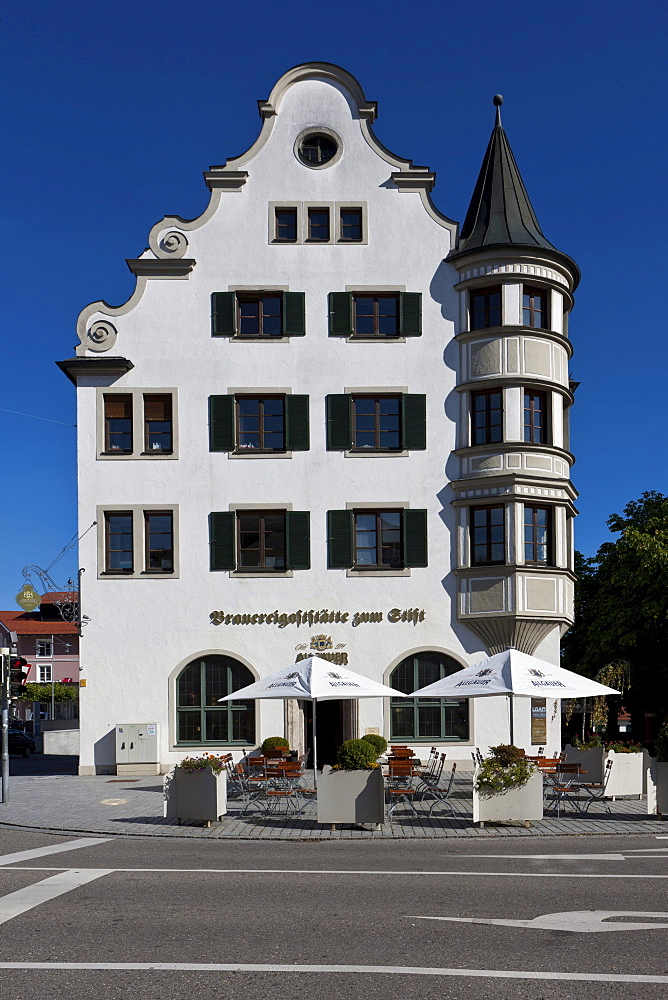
[
  {"left": 360, "top": 733, "right": 388, "bottom": 758},
  {"left": 317, "top": 738, "right": 385, "bottom": 826},
  {"left": 164, "top": 753, "right": 228, "bottom": 826},
  {"left": 648, "top": 722, "right": 668, "bottom": 817},
  {"left": 261, "top": 736, "right": 290, "bottom": 756},
  {"left": 472, "top": 744, "right": 543, "bottom": 826}
]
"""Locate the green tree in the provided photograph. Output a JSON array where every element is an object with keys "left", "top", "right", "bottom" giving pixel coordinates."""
[{"left": 561, "top": 492, "right": 668, "bottom": 738}]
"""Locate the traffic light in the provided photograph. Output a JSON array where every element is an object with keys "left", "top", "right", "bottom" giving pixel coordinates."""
[{"left": 9, "top": 656, "right": 28, "bottom": 699}]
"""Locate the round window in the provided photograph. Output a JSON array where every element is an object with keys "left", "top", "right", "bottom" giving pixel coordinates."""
[{"left": 298, "top": 131, "right": 339, "bottom": 167}]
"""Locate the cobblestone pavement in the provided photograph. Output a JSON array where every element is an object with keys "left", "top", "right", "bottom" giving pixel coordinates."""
[{"left": 1, "top": 771, "right": 667, "bottom": 840}]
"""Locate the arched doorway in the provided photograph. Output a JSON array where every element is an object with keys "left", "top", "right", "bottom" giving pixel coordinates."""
[
  {"left": 175, "top": 654, "right": 255, "bottom": 746},
  {"left": 389, "top": 651, "right": 469, "bottom": 742}
]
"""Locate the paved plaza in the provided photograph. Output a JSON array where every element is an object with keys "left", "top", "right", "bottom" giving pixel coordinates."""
[{"left": 1, "top": 768, "right": 667, "bottom": 840}]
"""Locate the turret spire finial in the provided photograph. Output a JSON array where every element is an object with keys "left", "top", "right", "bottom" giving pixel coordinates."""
[{"left": 493, "top": 94, "right": 503, "bottom": 127}]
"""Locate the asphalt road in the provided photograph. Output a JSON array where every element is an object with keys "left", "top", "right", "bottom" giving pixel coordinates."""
[{"left": 0, "top": 829, "right": 666, "bottom": 999}]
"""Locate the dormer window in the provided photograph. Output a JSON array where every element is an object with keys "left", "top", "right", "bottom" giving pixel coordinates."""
[{"left": 470, "top": 286, "right": 501, "bottom": 330}]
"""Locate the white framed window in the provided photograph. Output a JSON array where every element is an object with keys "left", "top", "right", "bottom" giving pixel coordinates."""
[
  {"left": 37, "top": 664, "right": 52, "bottom": 683},
  {"left": 36, "top": 639, "right": 53, "bottom": 657}
]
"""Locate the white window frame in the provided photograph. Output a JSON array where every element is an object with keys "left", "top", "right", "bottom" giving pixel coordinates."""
[
  {"left": 37, "top": 664, "right": 52, "bottom": 683},
  {"left": 36, "top": 638, "right": 53, "bottom": 657}
]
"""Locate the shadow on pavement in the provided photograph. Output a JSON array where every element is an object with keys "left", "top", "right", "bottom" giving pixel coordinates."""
[{"left": 9, "top": 754, "right": 79, "bottom": 776}]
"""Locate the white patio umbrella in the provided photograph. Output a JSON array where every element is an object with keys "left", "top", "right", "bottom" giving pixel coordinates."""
[
  {"left": 409, "top": 648, "right": 619, "bottom": 745},
  {"left": 219, "top": 653, "right": 407, "bottom": 786}
]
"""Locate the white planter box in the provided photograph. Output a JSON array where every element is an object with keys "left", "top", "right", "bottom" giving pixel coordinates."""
[
  {"left": 164, "top": 767, "right": 227, "bottom": 824},
  {"left": 563, "top": 746, "right": 643, "bottom": 798},
  {"left": 605, "top": 750, "right": 643, "bottom": 798},
  {"left": 647, "top": 760, "right": 668, "bottom": 816},
  {"left": 317, "top": 767, "right": 385, "bottom": 825},
  {"left": 473, "top": 770, "right": 543, "bottom": 825},
  {"left": 563, "top": 745, "right": 604, "bottom": 782}
]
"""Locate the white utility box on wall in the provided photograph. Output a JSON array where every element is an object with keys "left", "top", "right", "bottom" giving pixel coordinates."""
[{"left": 115, "top": 723, "right": 160, "bottom": 775}]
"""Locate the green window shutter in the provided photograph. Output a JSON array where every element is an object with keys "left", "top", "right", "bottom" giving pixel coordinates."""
[
  {"left": 326, "top": 394, "right": 352, "bottom": 450},
  {"left": 402, "top": 394, "right": 427, "bottom": 450},
  {"left": 400, "top": 292, "right": 422, "bottom": 337},
  {"left": 285, "top": 395, "right": 310, "bottom": 451},
  {"left": 286, "top": 511, "right": 311, "bottom": 570},
  {"left": 403, "top": 509, "right": 428, "bottom": 567},
  {"left": 283, "top": 292, "right": 306, "bottom": 336},
  {"left": 328, "top": 292, "right": 353, "bottom": 336},
  {"left": 208, "top": 395, "right": 235, "bottom": 451},
  {"left": 211, "top": 292, "right": 236, "bottom": 337},
  {"left": 209, "top": 512, "right": 236, "bottom": 571},
  {"left": 327, "top": 510, "right": 353, "bottom": 568}
]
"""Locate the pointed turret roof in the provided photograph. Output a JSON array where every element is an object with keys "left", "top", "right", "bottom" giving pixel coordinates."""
[{"left": 449, "top": 96, "right": 579, "bottom": 285}]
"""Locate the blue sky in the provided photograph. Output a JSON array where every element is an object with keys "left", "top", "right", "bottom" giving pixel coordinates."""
[{"left": 1, "top": 0, "right": 666, "bottom": 608}]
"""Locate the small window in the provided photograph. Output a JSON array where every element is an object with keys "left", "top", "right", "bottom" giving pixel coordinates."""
[
  {"left": 523, "top": 286, "right": 547, "bottom": 328},
  {"left": 144, "top": 395, "right": 173, "bottom": 453},
  {"left": 104, "top": 395, "right": 132, "bottom": 453},
  {"left": 471, "top": 389, "right": 503, "bottom": 445},
  {"left": 354, "top": 510, "right": 402, "bottom": 568},
  {"left": 238, "top": 294, "right": 282, "bottom": 337},
  {"left": 37, "top": 664, "right": 52, "bottom": 684},
  {"left": 237, "top": 511, "right": 286, "bottom": 571},
  {"left": 298, "top": 132, "right": 338, "bottom": 166},
  {"left": 236, "top": 396, "right": 285, "bottom": 452},
  {"left": 275, "top": 208, "right": 298, "bottom": 242},
  {"left": 307, "top": 208, "right": 330, "bottom": 242},
  {"left": 36, "top": 639, "right": 53, "bottom": 658},
  {"left": 471, "top": 506, "right": 505, "bottom": 565},
  {"left": 145, "top": 512, "right": 174, "bottom": 572},
  {"left": 352, "top": 396, "right": 401, "bottom": 451},
  {"left": 105, "top": 513, "right": 134, "bottom": 573},
  {"left": 524, "top": 390, "right": 548, "bottom": 444},
  {"left": 353, "top": 295, "right": 399, "bottom": 337},
  {"left": 470, "top": 286, "right": 501, "bottom": 330},
  {"left": 340, "top": 208, "right": 362, "bottom": 241},
  {"left": 524, "top": 505, "right": 552, "bottom": 564}
]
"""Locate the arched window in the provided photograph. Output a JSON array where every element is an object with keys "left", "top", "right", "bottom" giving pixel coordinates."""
[
  {"left": 390, "top": 651, "right": 469, "bottom": 742},
  {"left": 176, "top": 655, "right": 255, "bottom": 745}
]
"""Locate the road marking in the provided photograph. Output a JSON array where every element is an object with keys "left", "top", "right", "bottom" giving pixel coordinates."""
[
  {"left": 0, "top": 962, "right": 666, "bottom": 983},
  {"left": 99, "top": 798, "right": 128, "bottom": 805},
  {"left": 439, "top": 853, "right": 627, "bottom": 860},
  {"left": 2, "top": 866, "right": 667, "bottom": 879},
  {"left": 0, "top": 838, "right": 112, "bottom": 867},
  {"left": 0, "top": 870, "right": 111, "bottom": 926},
  {"left": 407, "top": 909, "right": 668, "bottom": 933}
]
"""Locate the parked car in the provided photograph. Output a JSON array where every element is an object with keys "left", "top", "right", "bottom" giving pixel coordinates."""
[{"left": 8, "top": 729, "right": 37, "bottom": 757}]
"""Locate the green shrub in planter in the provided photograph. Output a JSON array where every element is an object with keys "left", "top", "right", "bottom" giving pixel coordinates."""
[
  {"left": 655, "top": 722, "right": 668, "bottom": 763},
  {"left": 261, "top": 736, "right": 290, "bottom": 754},
  {"left": 489, "top": 744, "right": 526, "bottom": 766},
  {"left": 336, "top": 738, "right": 378, "bottom": 770},
  {"left": 360, "top": 734, "right": 388, "bottom": 758}
]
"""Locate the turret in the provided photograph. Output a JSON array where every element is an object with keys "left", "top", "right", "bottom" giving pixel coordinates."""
[{"left": 448, "top": 96, "right": 579, "bottom": 657}]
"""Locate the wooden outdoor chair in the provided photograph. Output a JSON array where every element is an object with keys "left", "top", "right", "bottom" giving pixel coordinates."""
[{"left": 386, "top": 763, "right": 418, "bottom": 817}]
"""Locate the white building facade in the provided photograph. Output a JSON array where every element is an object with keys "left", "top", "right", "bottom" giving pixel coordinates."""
[{"left": 59, "top": 65, "right": 579, "bottom": 774}]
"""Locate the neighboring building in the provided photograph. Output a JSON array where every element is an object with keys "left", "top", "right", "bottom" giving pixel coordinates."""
[
  {"left": 0, "top": 593, "right": 80, "bottom": 722},
  {"left": 58, "top": 64, "right": 579, "bottom": 774}
]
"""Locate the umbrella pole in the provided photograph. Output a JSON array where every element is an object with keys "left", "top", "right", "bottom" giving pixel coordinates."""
[
  {"left": 312, "top": 698, "right": 318, "bottom": 794},
  {"left": 509, "top": 694, "right": 514, "bottom": 746}
]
